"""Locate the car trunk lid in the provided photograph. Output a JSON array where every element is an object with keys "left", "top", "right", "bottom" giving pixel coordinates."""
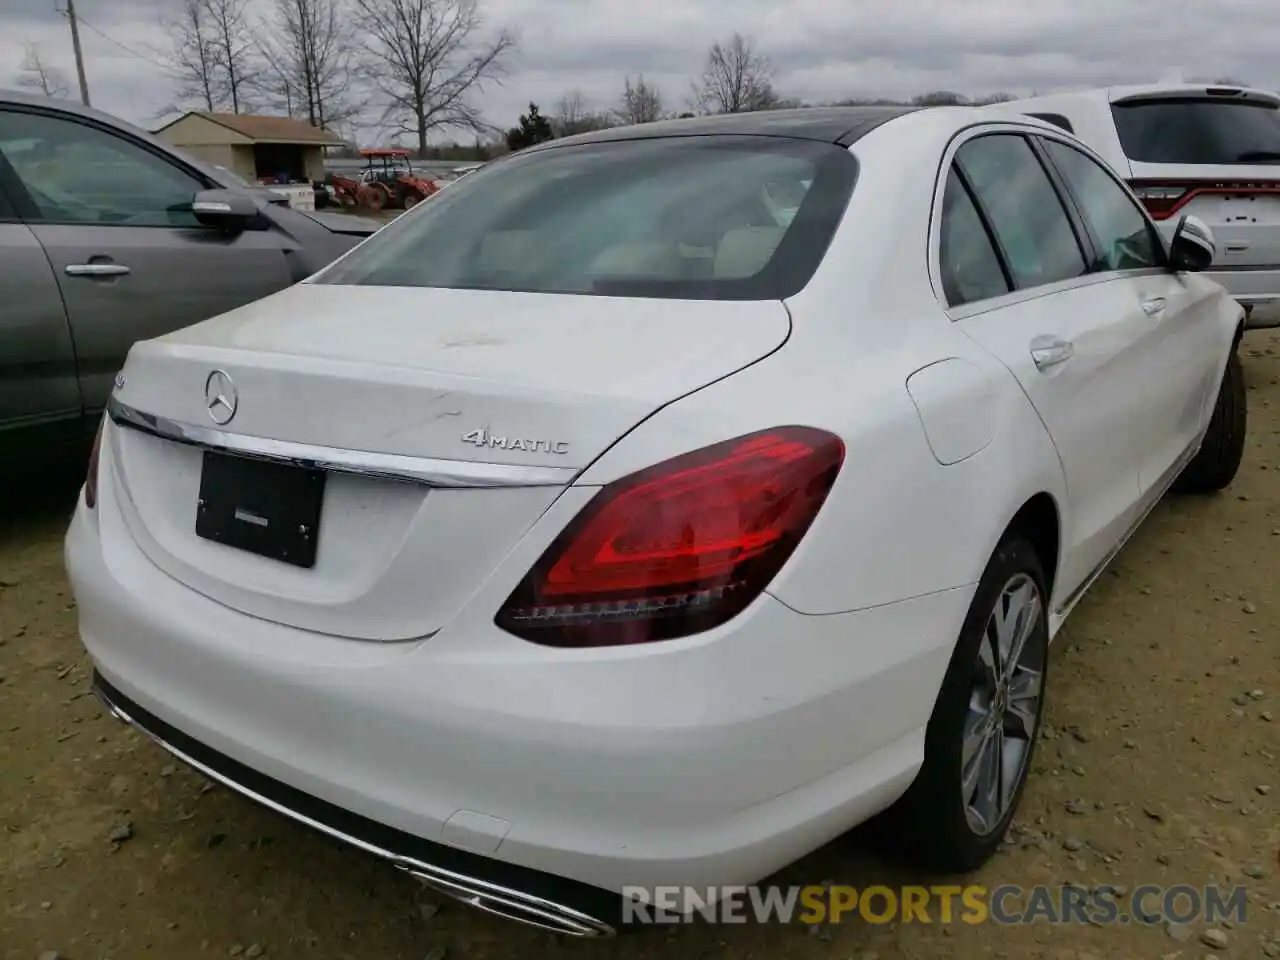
[{"left": 105, "top": 283, "right": 790, "bottom": 641}]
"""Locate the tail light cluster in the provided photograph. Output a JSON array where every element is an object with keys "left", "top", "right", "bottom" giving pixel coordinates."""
[
  {"left": 496, "top": 427, "right": 845, "bottom": 648},
  {"left": 85, "top": 418, "right": 105, "bottom": 510},
  {"left": 1130, "top": 179, "right": 1280, "bottom": 220},
  {"left": 1129, "top": 182, "right": 1192, "bottom": 220}
]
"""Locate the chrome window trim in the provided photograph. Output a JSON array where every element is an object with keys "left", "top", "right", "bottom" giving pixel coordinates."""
[
  {"left": 106, "top": 395, "right": 580, "bottom": 488},
  {"left": 927, "top": 120, "right": 1175, "bottom": 317}
]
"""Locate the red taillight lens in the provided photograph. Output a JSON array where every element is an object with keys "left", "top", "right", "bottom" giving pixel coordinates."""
[
  {"left": 1129, "top": 182, "right": 1189, "bottom": 220},
  {"left": 84, "top": 419, "right": 104, "bottom": 510},
  {"left": 496, "top": 427, "right": 845, "bottom": 647}
]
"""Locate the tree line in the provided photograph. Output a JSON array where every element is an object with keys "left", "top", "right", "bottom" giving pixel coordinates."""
[
  {"left": 15, "top": 0, "right": 514, "bottom": 157},
  {"left": 13, "top": 4, "right": 1256, "bottom": 162}
]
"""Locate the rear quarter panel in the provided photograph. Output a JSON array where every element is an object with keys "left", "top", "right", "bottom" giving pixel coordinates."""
[
  {"left": 578, "top": 317, "right": 1068, "bottom": 618},
  {"left": 577, "top": 113, "right": 1069, "bottom": 615}
]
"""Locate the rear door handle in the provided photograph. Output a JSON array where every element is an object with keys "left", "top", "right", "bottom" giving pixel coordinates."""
[
  {"left": 1030, "top": 335, "right": 1075, "bottom": 371},
  {"left": 65, "top": 263, "right": 130, "bottom": 278},
  {"left": 1141, "top": 297, "right": 1167, "bottom": 316}
]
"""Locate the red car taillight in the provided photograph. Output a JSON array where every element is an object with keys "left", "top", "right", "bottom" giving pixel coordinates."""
[
  {"left": 84, "top": 419, "right": 104, "bottom": 510},
  {"left": 1130, "top": 179, "right": 1280, "bottom": 220},
  {"left": 496, "top": 427, "right": 845, "bottom": 647},
  {"left": 1129, "top": 182, "right": 1190, "bottom": 220}
]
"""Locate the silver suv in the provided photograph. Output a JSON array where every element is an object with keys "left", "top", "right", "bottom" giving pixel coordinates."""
[{"left": 997, "top": 84, "right": 1280, "bottom": 329}]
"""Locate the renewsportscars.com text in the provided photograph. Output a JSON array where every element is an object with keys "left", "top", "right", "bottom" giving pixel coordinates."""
[{"left": 620, "top": 883, "right": 1249, "bottom": 926}]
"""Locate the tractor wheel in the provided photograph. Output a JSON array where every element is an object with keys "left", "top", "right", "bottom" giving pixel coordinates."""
[
  {"left": 404, "top": 193, "right": 421, "bottom": 210},
  {"left": 360, "top": 185, "right": 387, "bottom": 211}
]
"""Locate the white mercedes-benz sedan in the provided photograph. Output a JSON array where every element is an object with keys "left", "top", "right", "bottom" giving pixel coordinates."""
[{"left": 66, "top": 106, "right": 1246, "bottom": 936}]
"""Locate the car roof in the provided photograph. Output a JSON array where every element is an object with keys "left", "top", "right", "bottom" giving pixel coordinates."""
[{"left": 531, "top": 106, "right": 922, "bottom": 151}]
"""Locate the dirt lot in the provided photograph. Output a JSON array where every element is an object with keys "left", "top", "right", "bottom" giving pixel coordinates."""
[{"left": 2, "top": 331, "right": 1279, "bottom": 960}]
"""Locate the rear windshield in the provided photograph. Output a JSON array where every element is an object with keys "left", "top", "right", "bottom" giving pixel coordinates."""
[
  {"left": 1112, "top": 98, "right": 1280, "bottom": 164},
  {"left": 314, "top": 136, "right": 857, "bottom": 300}
]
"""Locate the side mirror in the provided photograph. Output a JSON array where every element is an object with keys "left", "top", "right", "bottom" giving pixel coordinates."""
[
  {"left": 1169, "top": 214, "right": 1216, "bottom": 272},
  {"left": 191, "top": 189, "right": 262, "bottom": 231}
]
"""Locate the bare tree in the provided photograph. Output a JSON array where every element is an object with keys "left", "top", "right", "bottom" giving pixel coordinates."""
[
  {"left": 204, "top": 0, "right": 258, "bottom": 113},
  {"left": 163, "top": 0, "right": 222, "bottom": 110},
  {"left": 553, "top": 90, "right": 609, "bottom": 135},
  {"left": 352, "top": 0, "right": 514, "bottom": 155},
  {"left": 258, "top": 0, "right": 359, "bottom": 129},
  {"left": 616, "top": 74, "right": 663, "bottom": 125},
  {"left": 691, "top": 33, "right": 777, "bottom": 114},
  {"left": 16, "top": 41, "right": 71, "bottom": 98},
  {"left": 913, "top": 90, "right": 969, "bottom": 106},
  {"left": 554, "top": 90, "right": 587, "bottom": 131}
]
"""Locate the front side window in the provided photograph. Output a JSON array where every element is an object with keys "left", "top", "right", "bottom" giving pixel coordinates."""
[
  {"left": 0, "top": 110, "right": 204, "bottom": 227},
  {"left": 315, "top": 136, "right": 858, "bottom": 300},
  {"left": 955, "top": 134, "right": 1088, "bottom": 291},
  {"left": 1042, "top": 139, "right": 1163, "bottom": 271},
  {"left": 939, "top": 166, "right": 1010, "bottom": 307}
]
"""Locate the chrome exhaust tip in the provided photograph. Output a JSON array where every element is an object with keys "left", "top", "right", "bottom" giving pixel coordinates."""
[
  {"left": 93, "top": 685, "right": 133, "bottom": 725},
  {"left": 398, "top": 865, "right": 617, "bottom": 937}
]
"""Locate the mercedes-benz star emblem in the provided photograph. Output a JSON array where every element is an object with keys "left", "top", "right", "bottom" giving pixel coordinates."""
[{"left": 204, "top": 369, "right": 238, "bottom": 426}]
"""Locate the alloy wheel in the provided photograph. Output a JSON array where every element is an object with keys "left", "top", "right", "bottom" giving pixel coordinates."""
[{"left": 962, "top": 572, "right": 1045, "bottom": 835}]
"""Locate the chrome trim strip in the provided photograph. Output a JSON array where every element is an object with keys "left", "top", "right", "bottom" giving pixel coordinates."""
[
  {"left": 106, "top": 395, "right": 579, "bottom": 489},
  {"left": 93, "top": 682, "right": 616, "bottom": 938}
]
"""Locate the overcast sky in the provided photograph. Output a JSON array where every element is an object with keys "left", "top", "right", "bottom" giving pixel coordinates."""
[{"left": 3, "top": 0, "right": 1279, "bottom": 142}]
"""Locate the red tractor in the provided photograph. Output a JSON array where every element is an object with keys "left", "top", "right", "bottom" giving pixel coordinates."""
[
  {"left": 328, "top": 171, "right": 363, "bottom": 209},
  {"left": 355, "top": 148, "right": 439, "bottom": 211}
]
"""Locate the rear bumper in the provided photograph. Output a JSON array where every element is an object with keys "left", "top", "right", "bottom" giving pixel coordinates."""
[
  {"left": 1201, "top": 269, "right": 1280, "bottom": 327},
  {"left": 92, "top": 672, "right": 619, "bottom": 935},
  {"left": 65, "top": 482, "right": 970, "bottom": 922}
]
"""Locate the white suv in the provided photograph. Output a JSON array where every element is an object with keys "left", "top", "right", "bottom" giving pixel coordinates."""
[{"left": 997, "top": 84, "right": 1280, "bottom": 329}]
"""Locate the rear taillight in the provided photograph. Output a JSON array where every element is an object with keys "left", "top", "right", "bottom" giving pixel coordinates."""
[
  {"left": 1129, "top": 182, "right": 1190, "bottom": 220},
  {"left": 85, "top": 419, "right": 104, "bottom": 510},
  {"left": 1130, "top": 179, "right": 1280, "bottom": 220},
  {"left": 496, "top": 427, "right": 845, "bottom": 647}
]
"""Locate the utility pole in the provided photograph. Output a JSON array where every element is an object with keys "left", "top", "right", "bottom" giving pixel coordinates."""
[{"left": 64, "top": 0, "right": 92, "bottom": 106}]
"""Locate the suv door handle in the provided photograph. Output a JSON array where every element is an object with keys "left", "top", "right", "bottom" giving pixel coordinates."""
[
  {"left": 1140, "top": 297, "right": 1167, "bottom": 316},
  {"left": 1030, "top": 335, "right": 1075, "bottom": 371},
  {"left": 65, "top": 263, "right": 130, "bottom": 278}
]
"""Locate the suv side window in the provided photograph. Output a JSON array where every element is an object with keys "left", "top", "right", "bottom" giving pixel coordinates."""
[
  {"left": 955, "top": 134, "right": 1088, "bottom": 291},
  {"left": 1041, "top": 138, "right": 1164, "bottom": 272},
  {"left": 939, "top": 166, "right": 1010, "bottom": 307},
  {"left": 0, "top": 109, "right": 203, "bottom": 228}
]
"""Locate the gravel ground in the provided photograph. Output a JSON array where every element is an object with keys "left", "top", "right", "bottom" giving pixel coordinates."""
[{"left": 2, "top": 329, "right": 1278, "bottom": 960}]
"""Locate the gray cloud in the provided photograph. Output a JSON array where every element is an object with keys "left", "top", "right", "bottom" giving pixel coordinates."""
[{"left": 3, "top": 0, "right": 1279, "bottom": 138}]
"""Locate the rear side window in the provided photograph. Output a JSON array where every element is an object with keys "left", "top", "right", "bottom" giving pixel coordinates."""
[
  {"left": 955, "top": 134, "right": 1088, "bottom": 291},
  {"left": 939, "top": 167, "right": 1010, "bottom": 306},
  {"left": 1112, "top": 98, "right": 1280, "bottom": 164},
  {"left": 316, "top": 136, "right": 858, "bottom": 300}
]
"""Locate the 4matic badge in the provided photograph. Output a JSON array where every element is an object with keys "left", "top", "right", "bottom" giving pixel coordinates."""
[{"left": 461, "top": 428, "right": 569, "bottom": 456}]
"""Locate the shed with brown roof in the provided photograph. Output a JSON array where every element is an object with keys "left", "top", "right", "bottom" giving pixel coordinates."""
[{"left": 152, "top": 111, "right": 346, "bottom": 186}]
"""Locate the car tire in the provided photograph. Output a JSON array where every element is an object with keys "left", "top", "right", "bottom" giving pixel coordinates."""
[
  {"left": 892, "top": 534, "right": 1049, "bottom": 873},
  {"left": 1172, "top": 347, "right": 1246, "bottom": 495}
]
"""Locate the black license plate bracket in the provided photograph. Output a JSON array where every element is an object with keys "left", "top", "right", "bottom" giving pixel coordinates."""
[{"left": 195, "top": 451, "right": 326, "bottom": 568}]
